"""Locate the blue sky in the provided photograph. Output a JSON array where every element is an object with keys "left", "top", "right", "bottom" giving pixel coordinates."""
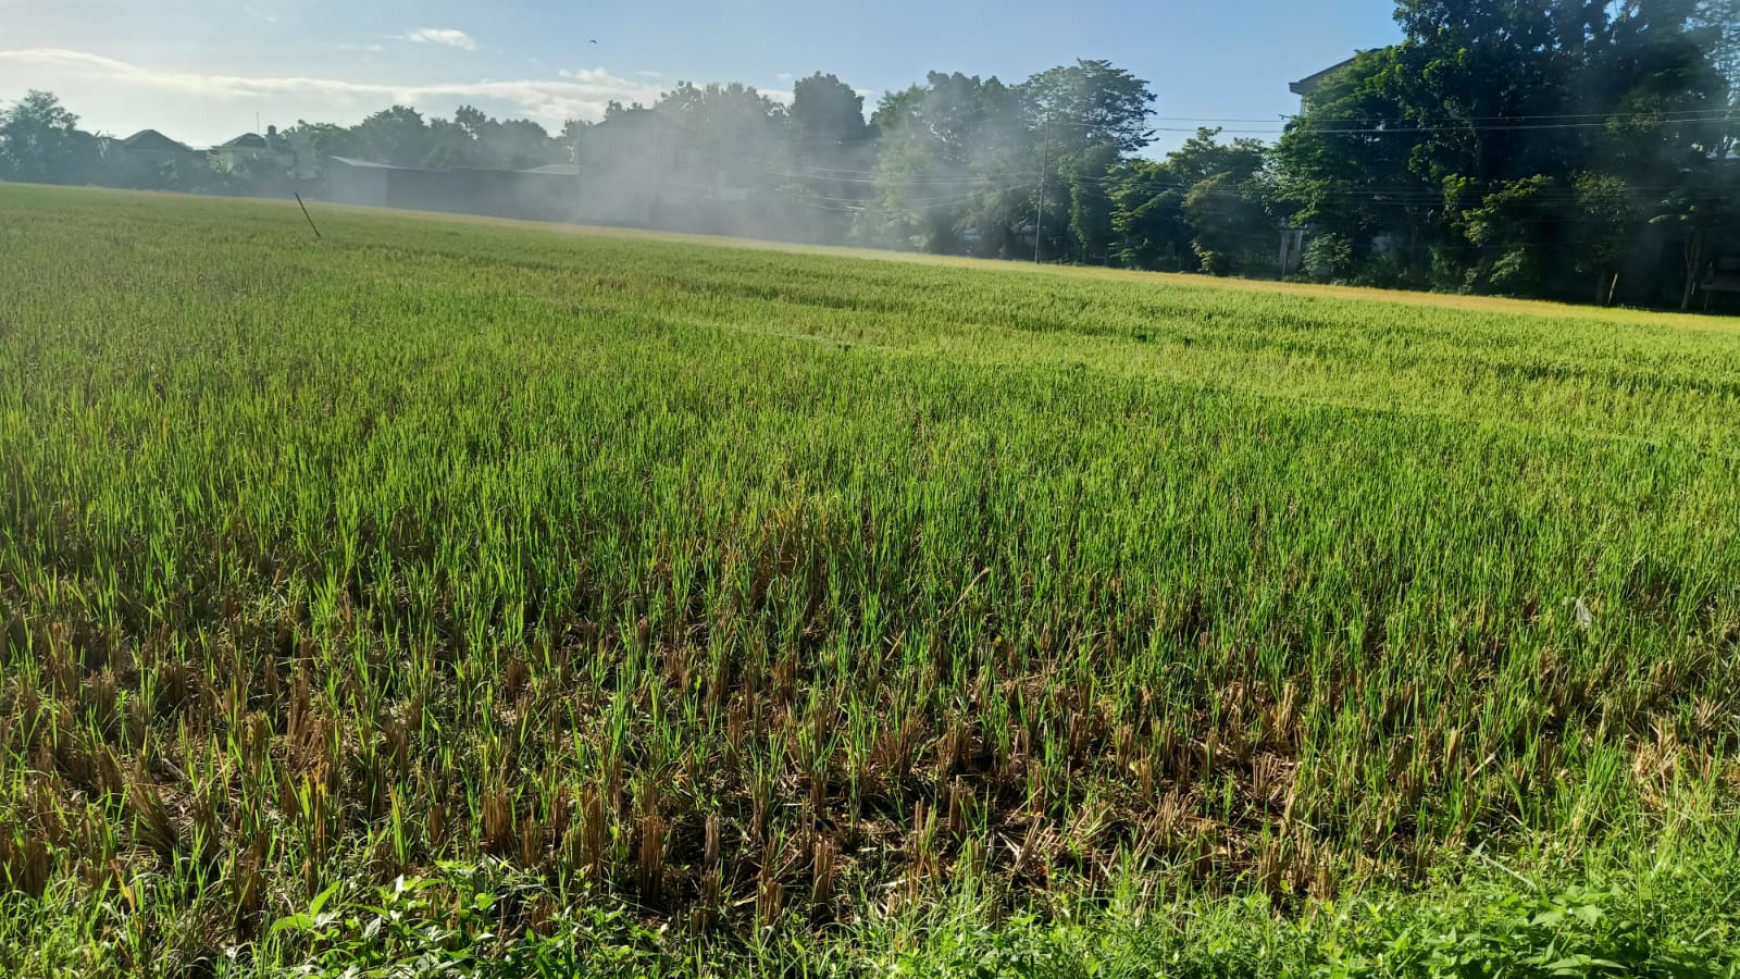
[{"left": 0, "top": 0, "right": 1402, "bottom": 151}]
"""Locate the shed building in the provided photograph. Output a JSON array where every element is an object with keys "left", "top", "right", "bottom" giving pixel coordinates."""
[{"left": 328, "top": 157, "right": 581, "bottom": 222}]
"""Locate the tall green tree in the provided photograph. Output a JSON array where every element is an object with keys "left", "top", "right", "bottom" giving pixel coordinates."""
[
  {"left": 871, "top": 72, "right": 1030, "bottom": 255},
  {"left": 1276, "top": 50, "right": 1438, "bottom": 286},
  {"left": 1108, "top": 160, "right": 1194, "bottom": 271},
  {"left": 1020, "top": 60, "right": 1155, "bottom": 261},
  {"left": 1109, "top": 128, "right": 1273, "bottom": 276},
  {"left": 1063, "top": 143, "right": 1120, "bottom": 263},
  {"left": 1458, "top": 174, "right": 1561, "bottom": 295},
  {"left": 1184, "top": 171, "right": 1276, "bottom": 277},
  {"left": 1273, "top": 0, "right": 1734, "bottom": 301},
  {"left": 280, "top": 121, "right": 351, "bottom": 183},
  {"left": 0, "top": 90, "right": 92, "bottom": 184},
  {"left": 1018, "top": 60, "right": 1155, "bottom": 155},
  {"left": 778, "top": 73, "right": 878, "bottom": 241},
  {"left": 787, "top": 74, "right": 873, "bottom": 152},
  {"left": 1570, "top": 172, "right": 1640, "bottom": 304},
  {"left": 442, "top": 106, "right": 558, "bottom": 170},
  {"left": 351, "top": 106, "right": 432, "bottom": 168},
  {"left": 1706, "top": 0, "right": 1740, "bottom": 159},
  {"left": 1652, "top": 163, "right": 1740, "bottom": 308},
  {"left": 656, "top": 82, "right": 786, "bottom": 167}
]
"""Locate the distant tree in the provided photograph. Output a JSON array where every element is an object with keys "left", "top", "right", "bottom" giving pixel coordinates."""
[
  {"left": 1063, "top": 142, "right": 1119, "bottom": 263},
  {"left": 1459, "top": 175, "right": 1561, "bottom": 296},
  {"left": 420, "top": 117, "right": 471, "bottom": 170},
  {"left": 869, "top": 83, "right": 965, "bottom": 251},
  {"left": 1578, "top": 0, "right": 1731, "bottom": 184},
  {"left": 1389, "top": 0, "right": 1575, "bottom": 187},
  {"left": 279, "top": 121, "right": 350, "bottom": 184},
  {"left": 0, "top": 90, "right": 89, "bottom": 184},
  {"left": 652, "top": 81, "right": 786, "bottom": 199},
  {"left": 871, "top": 72, "right": 1030, "bottom": 255},
  {"left": 1110, "top": 128, "right": 1272, "bottom": 276},
  {"left": 490, "top": 118, "right": 558, "bottom": 170},
  {"left": 603, "top": 100, "right": 643, "bottom": 122},
  {"left": 1108, "top": 160, "right": 1193, "bottom": 270},
  {"left": 351, "top": 105, "right": 431, "bottom": 168},
  {"left": 788, "top": 73, "right": 872, "bottom": 150},
  {"left": 454, "top": 105, "right": 491, "bottom": 143},
  {"left": 1248, "top": 0, "right": 1735, "bottom": 302},
  {"left": 1275, "top": 50, "right": 1436, "bottom": 286},
  {"left": 1173, "top": 130, "right": 1274, "bottom": 278},
  {"left": 1020, "top": 60, "right": 1155, "bottom": 262},
  {"left": 656, "top": 82, "right": 785, "bottom": 152},
  {"left": 1184, "top": 170, "right": 1276, "bottom": 277},
  {"left": 1708, "top": 0, "right": 1740, "bottom": 158},
  {"left": 1378, "top": 0, "right": 1734, "bottom": 297},
  {"left": 559, "top": 118, "right": 592, "bottom": 144},
  {"left": 1570, "top": 172, "right": 1638, "bottom": 304},
  {"left": 556, "top": 119, "right": 594, "bottom": 169},
  {"left": 441, "top": 106, "right": 557, "bottom": 170},
  {"left": 773, "top": 74, "right": 878, "bottom": 245},
  {"left": 1167, "top": 126, "right": 1266, "bottom": 186},
  {"left": 1653, "top": 164, "right": 1740, "bottom": 308},
  {"left": 1018, "top": 60, "right": 1155, "bottom": 155}
]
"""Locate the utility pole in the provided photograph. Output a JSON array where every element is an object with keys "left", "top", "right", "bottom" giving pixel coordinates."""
[
  {"left": 1033, "top": 114, "right": 1049, "bottom": 264},
  {"left": 572, "top": 123, "right": 583, "bottom": 224}
]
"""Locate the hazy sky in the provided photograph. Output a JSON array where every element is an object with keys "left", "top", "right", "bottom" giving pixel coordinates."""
[{"left": 0, "top": 0, "right": 1402, "bottom": 151}]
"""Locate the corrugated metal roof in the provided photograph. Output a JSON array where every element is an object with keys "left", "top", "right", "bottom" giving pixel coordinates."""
[{"left": 329, "top": 156, "right": 408, "bottom": 170}]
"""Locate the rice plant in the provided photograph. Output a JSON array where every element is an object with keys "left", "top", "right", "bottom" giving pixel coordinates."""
[{"left": 1, "top": 183, "right": 1737, "bottom": 975}]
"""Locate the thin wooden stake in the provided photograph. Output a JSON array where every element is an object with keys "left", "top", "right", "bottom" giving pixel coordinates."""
[{"left": 294, "top": 193, "right": 323, "bottom": 240}]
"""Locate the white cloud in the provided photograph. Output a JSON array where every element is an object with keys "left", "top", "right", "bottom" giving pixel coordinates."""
[
  {"left": 775, "top": 72, "right": 793, "bottom": 82},
  {"left": 0, "top": 48, "right": 667, "bottom": 140},
  {"left": 337, "top": 43, "right": 385, "bottom": 53},
  {"left": 402, "top": 28, "right": 476, "bottom": 50},
  {"left": 637, "top": 70, "right": 663, "bottom": 79}
]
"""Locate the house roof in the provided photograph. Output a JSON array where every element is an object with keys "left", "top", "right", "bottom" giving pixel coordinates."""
[
  {"left": 221, "top": 132, "right": 272, "bottom": 150},
  {"left": 121, "top": 129, "right": 195, "bottom": 154},
  {"left": 1290, "top": 57, "right": 1358, "bottom": 97}
]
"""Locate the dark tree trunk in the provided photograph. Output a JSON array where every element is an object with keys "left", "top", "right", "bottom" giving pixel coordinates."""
[{"left": 1682, "top": 233, "right": 1704, "bottom": 311}]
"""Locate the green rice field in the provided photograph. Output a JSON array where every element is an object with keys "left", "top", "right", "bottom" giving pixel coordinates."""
[{"left": 1, "top": 183, "right": 1738, "bottom": 976}]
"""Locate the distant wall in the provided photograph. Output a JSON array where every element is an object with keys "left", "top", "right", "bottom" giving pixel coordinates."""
[
  {"left": 388, "top": 168, "right": 578, "bottom": 222},
  {"left": 329, "top": 159, "right": 389, "bottom": 208},
  {"left": 327, "top": 157, "right": 577, "bottom": 222}
]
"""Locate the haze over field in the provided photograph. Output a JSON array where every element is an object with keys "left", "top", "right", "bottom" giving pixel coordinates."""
[{"left": 3, "top": 1, "right": 1737, "bottom": 310}]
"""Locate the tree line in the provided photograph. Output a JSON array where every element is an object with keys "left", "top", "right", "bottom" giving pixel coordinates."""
[{"left": 4, "top": 0, "right": 1737, "bottom": 309}]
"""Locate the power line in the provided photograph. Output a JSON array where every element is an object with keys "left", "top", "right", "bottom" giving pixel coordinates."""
[
  {"left": 1279, "top": 107, "right": 1737, "bottom": 124},
  {"left": 1031, "top": 108, "right": 1736, "bottom": 139}
]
